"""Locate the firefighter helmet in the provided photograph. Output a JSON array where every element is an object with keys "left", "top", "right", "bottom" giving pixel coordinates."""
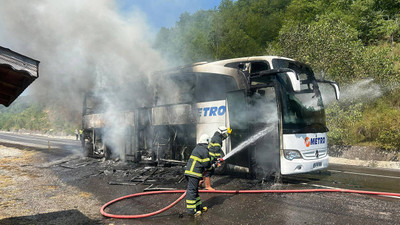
[
  {"left": 198, "top": 134, "right": 210, "bottom": 144},
  {"left": 218, "top": 126, "right": 232, "bottom": 139}
]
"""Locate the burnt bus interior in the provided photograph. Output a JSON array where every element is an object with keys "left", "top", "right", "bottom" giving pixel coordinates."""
[
  {"left": 140, "top": 72, "right": 241, "bottom": 162},
  {"left": 82, "top": 71, "right": 240, "bottom": 161}
]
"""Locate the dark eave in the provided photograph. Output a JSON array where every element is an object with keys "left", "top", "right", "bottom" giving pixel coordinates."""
[{"left": 0, "top": 46, "right": 39, "bottom": 107}]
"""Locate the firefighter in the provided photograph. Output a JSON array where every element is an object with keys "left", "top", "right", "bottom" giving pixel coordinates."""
[
  {"left": 184, "top": 134, "right": 213, "bottom": 216},
  {"left": 201, "top": 126, "right": 232, "bottom": 190}
]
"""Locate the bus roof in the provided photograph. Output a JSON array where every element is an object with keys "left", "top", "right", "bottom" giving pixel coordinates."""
[
  {"left": 202, "top": 56, "right": 295, "bottom": 67},
  {"left": 156, "top": 56, "right": 296, "bottom": 90}
]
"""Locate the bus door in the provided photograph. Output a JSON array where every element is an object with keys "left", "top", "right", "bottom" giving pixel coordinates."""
[
  {"left": 247, "top": 85, "right": 280, "bottom": 178},
  {"left": 227, "top": 85, "right": 281, "bottom": 178},
  {"left": 226, "top": 90, "right": 249, "bottom": 168}
]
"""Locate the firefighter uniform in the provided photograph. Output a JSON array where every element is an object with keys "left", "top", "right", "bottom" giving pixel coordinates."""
[
  {"left": 202, "top": 126, "right": 230, "bottom": 190},
  {"left": 185, "top": 142, "right": 212, "bottom": 215},
  {"left": 208, "top": 131, "right": 225, "bottom": 167}
]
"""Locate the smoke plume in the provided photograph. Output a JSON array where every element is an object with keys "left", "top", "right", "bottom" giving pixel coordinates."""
[{"left": 0, "top": 0, "right": 167, "bottom": 157}]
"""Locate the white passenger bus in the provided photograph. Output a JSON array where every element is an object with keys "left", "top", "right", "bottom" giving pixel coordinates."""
[{"left": 82, "top": 56, "right": 339, "bottom": 178}]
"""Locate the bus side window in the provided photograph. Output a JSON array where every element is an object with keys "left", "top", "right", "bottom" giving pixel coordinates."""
[
  {"left": 195, "top": 73, "right": 238, "bottom": 102},
  {"left": 250, "top": 61, "right": 270, "bottom": 73},
  {"left": 155, "top": 73, "right": 195, "bottom": 105}
]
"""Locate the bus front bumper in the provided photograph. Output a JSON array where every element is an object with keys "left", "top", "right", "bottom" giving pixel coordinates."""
[{"left": 280, "top": 156, "right": 329, "bottom": 175}]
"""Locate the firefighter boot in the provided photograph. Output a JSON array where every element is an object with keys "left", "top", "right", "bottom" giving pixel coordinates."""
[
  {"left": 194, "top": 210, "right": 202, "bottom": 217},
  {"left": 204, "top": 176, "right": 215, "bottom": 190}
]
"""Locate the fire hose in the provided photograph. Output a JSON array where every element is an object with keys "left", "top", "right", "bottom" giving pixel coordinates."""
[{"left": 100, "top": 188, "right": 400, "bottom": 219}]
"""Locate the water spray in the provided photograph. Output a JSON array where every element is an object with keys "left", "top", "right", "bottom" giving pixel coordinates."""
[{"left": 223, "top": 125, "right": 275, "bottom": 161}]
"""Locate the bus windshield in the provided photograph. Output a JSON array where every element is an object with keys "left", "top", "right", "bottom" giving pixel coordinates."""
[
  {"left": 278, "top": 71, "right": 327, "bottom": 134},
  {"left": 251, "top": 69, "right": 328, "bottom": 134}
]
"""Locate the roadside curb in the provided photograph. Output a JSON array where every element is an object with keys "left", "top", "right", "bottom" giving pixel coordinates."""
[{"left": 330, "top": 156, "right": 400, "bottom": 170}]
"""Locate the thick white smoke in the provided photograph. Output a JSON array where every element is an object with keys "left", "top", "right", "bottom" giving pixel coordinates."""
[{"left": 0, "top": 0, "right": 167, "bottom": 157}]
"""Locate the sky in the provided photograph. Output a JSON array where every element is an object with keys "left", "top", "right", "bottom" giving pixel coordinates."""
[{"left": 116, "top": 0, "right": 221, "bottom": 30}]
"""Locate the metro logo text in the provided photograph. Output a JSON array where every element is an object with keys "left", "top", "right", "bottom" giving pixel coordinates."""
[
  {"left": 198, "top": 106, "right": 226, "bottom": 117},
  {"left": 305, "top": 137, "right": 325, "bottom": 147}
]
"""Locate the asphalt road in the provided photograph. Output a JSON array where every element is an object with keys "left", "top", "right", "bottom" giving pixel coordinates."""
[
  {"left": 0, "top": 132, "right": 399, "bottom": 224},
  {"left": 0, "top": 132, "right": 81, "bottom": 152}
]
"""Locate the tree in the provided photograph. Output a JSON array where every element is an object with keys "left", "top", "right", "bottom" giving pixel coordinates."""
[
  {"left": 267, "top": 17, "right": 363, "bottom": 83},
  {"left": 154, "top": 0, "right": 292, "bottom": 63},
  {"left": 154, "top": 10, "right": 215, "bottom": 65}
]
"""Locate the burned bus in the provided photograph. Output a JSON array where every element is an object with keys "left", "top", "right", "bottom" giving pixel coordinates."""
[{"left": 82, "top": 56, "right": 339, "bottom": 177}]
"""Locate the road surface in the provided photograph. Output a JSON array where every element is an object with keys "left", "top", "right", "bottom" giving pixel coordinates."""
[
  {"left": 0, "top": 132, "right": 81, "bottom": 152},
  {"left": 0, "top": 132, "right": 399, "bottom": 224}
]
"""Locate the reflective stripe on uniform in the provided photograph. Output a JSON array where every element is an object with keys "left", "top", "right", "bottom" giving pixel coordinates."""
[
  {"left": 186, "top": 199, "right": 196, "bottom": 204},
  {"left": 187, "top": 204, "right": 196, "bottom": 209},
  {"left": 195, "top": 196, "right": 202, "bottom": 206},
  {"left": 190, "top": 155, "right": 210, "bottom": 163},
  {"left": 184, "top": 170, "right": 202, "bottom": 177},
  {"left": 185, "top": 152, "right": 210, "bottom": 178},
  {"left": 190, "top": 160, "right": 196, "bottom": 172},
  {"left": 209, "top": 152, "right": 221, "bottom": 157},
  {"left": 209, "top": 142, "right": 221, "bottom": 148}
]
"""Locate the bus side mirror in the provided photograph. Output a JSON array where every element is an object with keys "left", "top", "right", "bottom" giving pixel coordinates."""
[
  {"left": 331, "top": 83, "right": 340, "bottom": 100},
  {"left": 316, "top": 80, "right": 340, "bottom": 100}
]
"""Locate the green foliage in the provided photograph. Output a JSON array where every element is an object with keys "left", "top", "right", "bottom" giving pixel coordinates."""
[
  {"left": 212, "top": 0, "right": 291, "bottom": 59},
  {"left": 154, "top": 0, "right": 292, "bottom": 63},
  {"left": 267, "top": 18, "right": 398, "bottom": 85},
  {"left": 360, "top": 91, "right": 400, "bottom": 151},
  {"left": 327, "top": 90, "right": 400, "bottom": 151},
  {"left": 355, "top": 44, "right": 397, "bottom": 87},
  {"left": 326, "top": 102, "right": 364, "bottom": 145},
  {"left": 0, "top": 103, "right": 50, "bottom": 131},
  {"left": 267, "top": 18, "right": 363, "bottom": 83},
  {"left": 0, "top": 97, "right": 80, "bottom": 135},
  {"left": 154, "top": 10, "right": 216, "bottom": 64},
  {"left": 282, "top": 0, "right": 400, "bottom": 45}
]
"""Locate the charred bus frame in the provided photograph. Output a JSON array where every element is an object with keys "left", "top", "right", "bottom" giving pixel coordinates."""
[{"left": 82, "top": 56, "right": 339, "bottom": 177}]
